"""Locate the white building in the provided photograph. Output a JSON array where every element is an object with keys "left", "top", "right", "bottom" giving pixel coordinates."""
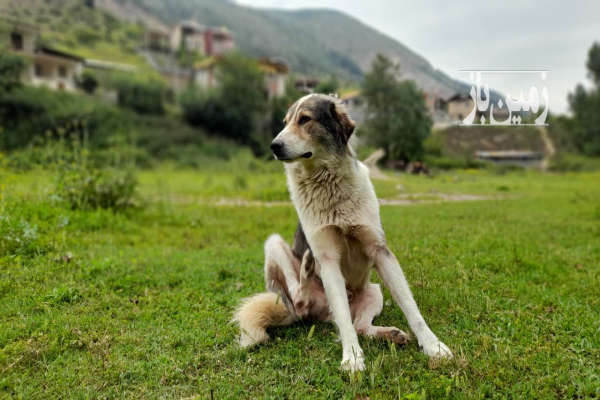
[
  {"left": 6, "top": 23, "right": 84, "bottom": 92},
  {"left": 259, "top": 58, "right": 289, "bottom": 99}
]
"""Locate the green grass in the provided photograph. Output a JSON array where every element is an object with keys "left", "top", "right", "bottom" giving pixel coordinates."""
[{"left": 1, "top": 164, "right": 599, "bottom": 399}]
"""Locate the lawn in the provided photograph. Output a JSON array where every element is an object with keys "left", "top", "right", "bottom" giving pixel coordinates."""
[{"left": 1, "top": 165, "right": 599, "bottom": 399}]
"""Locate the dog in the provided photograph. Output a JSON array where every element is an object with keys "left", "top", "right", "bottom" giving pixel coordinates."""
[{"left": 234, "top": 93, "right": 452, "bottom": 372}]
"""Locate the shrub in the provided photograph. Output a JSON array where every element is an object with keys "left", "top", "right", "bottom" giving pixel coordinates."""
[
  {"left": 115, "top": 78, "right": 166, "bottom": 115},
  {"left": 424, "top": 155, "right": 487, "bottom": 170},
  {"left": 78, "top": 71, "right": 98, "bottom": 94},
  {"left": 548, "top": 153, "right": 600, "bottom": 172},
  {"left": 0, "top": 50, "right": 26, "bottom": 92},
  {"left": 56, "top": 165, "right": 138, "bottom": 211},
  {"left": 0, "top": 86, "right": 133, "bottom": 150}
]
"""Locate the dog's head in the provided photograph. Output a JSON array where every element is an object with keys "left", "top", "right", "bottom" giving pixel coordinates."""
[{"left": 270, "top": 94, "right": 355, "bottom": 162}]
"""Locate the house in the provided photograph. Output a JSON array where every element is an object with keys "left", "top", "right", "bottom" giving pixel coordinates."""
[
  {"left": 259, "top": 58, "right": 289, "bottom": 99},
  {"left": 295, "top": 76, "right": 320, "bottom": 93},
  {"left": 28, "top": 47, "right": 84, "bottom": 92},
  {"left": 171, "top": 20, "right": 206, "bottom": 54},
  {"left": 170, "top": 21, "right": 234, "bottom": 57},
  {"left": 446, "top": 92, "right": 473, "bottom": 122},
  {"left": 145, "top": 27, "right": 171, "bottom": 53},
  {"left": 205, "top": 27, "right": 234, "bottom": 57},
  {"left": 423, "top": 91, "right": 448, "bottom": 115},
  {"left": 340, "top": 90, "right": 366, "bottom": 125},
  {"left": 5, "top": 22, "right": 84, "bottom": 92}
]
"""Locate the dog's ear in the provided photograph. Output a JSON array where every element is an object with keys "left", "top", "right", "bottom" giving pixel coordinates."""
[{"left": 330, "top": 101, "right": 355, "bottom": 143}]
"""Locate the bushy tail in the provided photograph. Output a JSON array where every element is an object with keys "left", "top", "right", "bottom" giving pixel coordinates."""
[{"left": 233, "top": 292, "right": 296, "bottom": 348}]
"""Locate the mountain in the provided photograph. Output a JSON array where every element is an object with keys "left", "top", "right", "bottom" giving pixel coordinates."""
[{"left": 126, "top": 0, "right": 469, "bottom": 97}]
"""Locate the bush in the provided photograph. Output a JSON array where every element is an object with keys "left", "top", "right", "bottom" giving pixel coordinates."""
[
  {"left": 424, "top": 155, "right": 487, "bottom": 170},
  {"left": 0, "top": 86, "right": 133, "bottom": 150},
  {"left": 56, "top": 165, "right": 138, "bottom": 211},
  {"left": 0, "top": 50, "right": 26, "bottom": 92},
  {"left": 78, "top": 71, "right": 98, "bottom": 94},
  {"left": 116, "top": 78, "right": 166, "bottom": 115},
  {"left": 548, "top": 153, "right": 600, "bottom": 172}
]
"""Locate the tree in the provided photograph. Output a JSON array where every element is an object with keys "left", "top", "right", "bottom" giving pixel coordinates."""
[
  {"left": 586, "top": 42, "right": 600, "bottom": 86},
  {"left": 361, "top": 54, "right": 431, "bottom": 163},
  {"left": 0, "top": 50, "right": 26, "bottom": 92},
  {"left": 315, "top": 75, "right": 339, "bottom": 95},
  {"left": 568, "top": 42, "right": 600, "bottom": 156},
  {"left": 181, "top": 53, "right": 268, "bottom": 154}
]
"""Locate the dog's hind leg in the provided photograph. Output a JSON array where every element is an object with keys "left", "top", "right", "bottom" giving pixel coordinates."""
[
  {"left": 351, "top": 283, "right": 411, "bottom": 346},
  {"left": 234, "top": 234, "right": 301, "bottom": 349},
  {"left": 264, "top": 234, "right": 301, "bottom": 314}
]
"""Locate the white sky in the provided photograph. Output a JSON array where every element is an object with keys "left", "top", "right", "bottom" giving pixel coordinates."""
[{"left": 236, "top": 0, "right": 600, "bottom": 114}]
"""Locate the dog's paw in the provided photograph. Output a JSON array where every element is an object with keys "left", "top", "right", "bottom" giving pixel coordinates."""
[
  {"left": 420, "top": 339, "right": 453, "bottom": 359},
  {"left": 340, "top": 348, "right": 365, "bottom": 373}
]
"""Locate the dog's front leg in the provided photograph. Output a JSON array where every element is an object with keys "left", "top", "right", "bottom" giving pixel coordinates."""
[
  {"left": 312, "top": 225, "right": 365, "bottom": 372},
  {"left": 374, "top": 246, "right": 452, "bottom": 359}
]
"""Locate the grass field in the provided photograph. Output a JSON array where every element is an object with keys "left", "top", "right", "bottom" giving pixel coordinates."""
[{"left": 1, "top": 165, "right": 599, "bottom": 399}]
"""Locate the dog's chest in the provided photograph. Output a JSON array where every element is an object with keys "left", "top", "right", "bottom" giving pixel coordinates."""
[{"left": 288, "top": 167, "right": 366, "bottom": 227}]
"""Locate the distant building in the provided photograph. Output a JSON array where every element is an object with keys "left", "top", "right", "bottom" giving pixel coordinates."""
[
  {"left": 171, "top": 20, "right": 206, "bottom": 54},
  {"left": 259, "top": 58, "right": 289, "bottom": 99},
  {"left": 446, "top": 92, "right": 474, "bottom": 122},
  {"left": 205, "top": 28, "right": 234, "bottom": 57},
  {"left": 340, "top": 90, "right": 366, "bottom": 125},
  {"left": 295, "top": 76, "right": 320, "bottom": 93},
  {"left": 169, "top": 21, "right": 234, "bottom": 57},
  {"left": 145, "top": 27, "right": 171, "bottom": 53},
  {"left": 4, "top": 22, "right": 84, "bottom": 92}
]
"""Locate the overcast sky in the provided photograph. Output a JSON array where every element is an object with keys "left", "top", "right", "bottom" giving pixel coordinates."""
[{"left": 236, "top": 0, "right": 600, "bottom": 114}]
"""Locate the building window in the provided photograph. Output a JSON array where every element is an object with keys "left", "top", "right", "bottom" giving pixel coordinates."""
[
  {"left": 34, "top": 63, "right": 43, "bottom": 77},
  {"left": 11, "top": 32, "right": 23, "bottom": 50},
  {"left": 58, "top": 65, "right": 68, "bottom": 78}
]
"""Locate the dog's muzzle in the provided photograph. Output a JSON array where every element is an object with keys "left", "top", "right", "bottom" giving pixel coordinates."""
[{"left": 270, "top": 141, "right": 286, "bottom": 159}]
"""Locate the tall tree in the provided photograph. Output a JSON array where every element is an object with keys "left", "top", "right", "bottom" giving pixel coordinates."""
[
  {"left": 568, "top": 42, "right": 600, "bottom": 156},
  {"left": 361, "top": 54, "right": 431, "bottom": 163},
  {"left": 217, "top": 52, "right": 267, "bottom": 151}
]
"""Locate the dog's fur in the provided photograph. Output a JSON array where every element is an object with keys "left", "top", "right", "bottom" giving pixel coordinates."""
[{"left": 233, "top": 94, "right": 452, "bottom": 371}]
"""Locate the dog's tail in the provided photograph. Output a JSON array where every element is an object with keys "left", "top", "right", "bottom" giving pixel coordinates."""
[{"left": 233, "top": 292, "right": 296, "bottom": 348}]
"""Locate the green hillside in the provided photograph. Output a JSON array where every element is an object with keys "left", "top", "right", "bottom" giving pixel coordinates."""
[{"left": 0, "top": 0, "right": 155, "bottom": 74}]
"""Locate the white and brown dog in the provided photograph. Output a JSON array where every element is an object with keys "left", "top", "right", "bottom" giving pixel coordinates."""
[{"left": 234, "top": 93, "right": 452, "bottom": 372}]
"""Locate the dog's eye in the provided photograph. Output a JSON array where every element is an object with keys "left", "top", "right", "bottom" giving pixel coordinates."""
[{"left": 298, "top": 115, "right": 311, "bottom": 125}]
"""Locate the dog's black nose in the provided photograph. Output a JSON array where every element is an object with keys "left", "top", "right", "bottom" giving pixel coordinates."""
[{"left": 270, "top": 141, "right": 285, "bottom": 158}]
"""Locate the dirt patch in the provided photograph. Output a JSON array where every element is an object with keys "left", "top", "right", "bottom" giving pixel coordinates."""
[
  {"left": 182, "top": 193, "right": 508, "bottom": 207},
  {"left": 379, "top": 193, "right": 506, "bottom": 206}
]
